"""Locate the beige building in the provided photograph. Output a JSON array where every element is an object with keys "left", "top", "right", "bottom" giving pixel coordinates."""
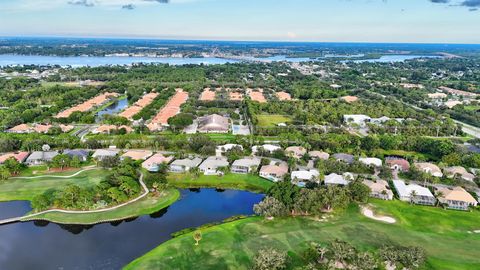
[{"left": 436, "top": 187, "right": 478, "bottom": 211}]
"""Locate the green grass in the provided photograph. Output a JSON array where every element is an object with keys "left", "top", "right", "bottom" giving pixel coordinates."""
[
  {"left": 22, "top": 189, "right": 180, "bottom": 225},
  {"left": 463, "top": 105, "right": 480, "bottom": 111},
  {"left": 256, "top": 114, "right": 292, "bottom": 127},
  {"left": 168, "top": 173, "right": 274, "bottom": 193},
  {"left": 0, "top": 169, "right": 110, "bottom": 201},
  {"left": 124, "top": 199, "right": 480, "bottom": 270}
]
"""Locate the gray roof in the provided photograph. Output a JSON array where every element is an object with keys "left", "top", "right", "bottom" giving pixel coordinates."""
[
  {"left": 26, "top": 151, "right": 59, "bottom": 161},
  {"left": 232, "top": 157, "right": 261, "bottom": 168},
  {"left": 63, "top": 149, "right": 89, "bottom": 158},
  {"left": 199, "top": 156, "right": 229, "bottom": 170},
  {"left": 170, "top": 157, "right": 203, "bottom": 168},
  {"left": 92, "top": 149, "right": 120, "bottom": 158},
  {"left": 333, "top": 153, "right": 355, "bottom": 164}
]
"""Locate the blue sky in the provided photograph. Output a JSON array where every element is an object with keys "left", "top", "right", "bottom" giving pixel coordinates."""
[{"left": 0, "top": 0, "right": 479, "bottom": 43}]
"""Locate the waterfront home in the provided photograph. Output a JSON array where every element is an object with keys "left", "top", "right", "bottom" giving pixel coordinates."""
[
  {"left": 142, "top": 153, "right": 174, "bottom": 172},
  {"left": 443, "top": 166, "right": 475, "bottom": 182},
  {"left": 197, "top": 114, "right": 230, "bottom": 133},
  {"left": 252, "top": 144, "right": 282, "bottom": 155},
  {"left": 393, "top": 180, "right": 436, "bottom": 205},
  {"left": 25, "top": 151, "right": 59, "bottom": 166},
  {"left": 343, "top": 114, "right": 371, "bottom": 127},
  {"left": 359, "top": 157, "right": 383, "bottom": 167},
  {"left": 0, "top": 152, "right": 29, "bottom": 164},
  {"left": 363, "top": 179, "right": 394, "bottom": 200},
  {"left": 121, "top": 150, "right": 153, "bottom": 161},
  {"left": 414, "top": 162, "right": 443, "bottom": 178},
  {"left": 291, "top": 169, "right": 320, "bottom": 187},
  {"left": 199, "top": 156, "right": 229, "bottom": 175},
  {"left": 63, "top": 149, "right": 89, "bottom": 162},
  {"left": 169, "top": 157, "right": 203, "bottom": 173},
  {"left": 385, "top": 157, "right": 410, "bottom": 172},
  {"left": 92, "top": 149, "right": 120, "bottom": 161},
  {"left": 231, "top": 157, "right": 261, "bottom": 174},
  {"left": 324, "top": 173, "right": 350, "bottom": 186},
  {"left": 333, "top": 153, "right": 355, "bottom": 164},
  {"left": 216, "top": 144, "right": 243, "bottom": 156},
  {"left": 308, "top": 151, "right": 330, "bottom": 161},
  {"left": 285, "top": 146, "right": 307, "bottom": 159},
  {"left": 259, "top": 162, "right": 288, "bottom": 182},
  {"left": 435, "top": 186, "right": 478, "bottom": 211}
]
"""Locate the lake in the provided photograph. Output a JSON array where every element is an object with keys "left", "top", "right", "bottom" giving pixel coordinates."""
[
  {"left": 0, "top": 54, "right": 441, "bottom": 67},
  {"left": 96, "top": 97, "right": 129, "bottom": 122},
  {"left": 0, "top": 189, "right": 264, "bottom": 270}
]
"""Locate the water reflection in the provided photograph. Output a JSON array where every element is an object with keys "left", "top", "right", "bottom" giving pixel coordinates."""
[{"left": 0, "top": 189, "right": 264, "bottom": 270}]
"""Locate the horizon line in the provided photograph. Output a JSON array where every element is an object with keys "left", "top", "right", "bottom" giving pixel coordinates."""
[{"left": 1, "top": 35, "right": 480, "bottom": 46}]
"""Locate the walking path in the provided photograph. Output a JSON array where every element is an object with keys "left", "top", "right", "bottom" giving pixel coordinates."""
[
  {"left": 11, "top": 166, "right": 97, "bottom": 179},
  {"left": 0, "top": 171, "right": 148, "bottom": 225}
]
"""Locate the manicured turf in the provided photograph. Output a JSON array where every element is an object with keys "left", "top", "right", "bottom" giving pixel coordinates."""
[
  {"left": 124, "top": 199, "right": 480, "bottom": 270},
  {"left": 22, "top": 189, "right": 180, "bottom": 225},
  {"left": 0, "top": 169, "right": 110, "bottom": 201},
  {"left": 167, "top": 173, "right": 274, "bottom": 193},
  {"left": 256, "top": 114, "right": 292, "bottom": 127}
]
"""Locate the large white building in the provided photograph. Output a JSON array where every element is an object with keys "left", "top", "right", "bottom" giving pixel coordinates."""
[{"left": 393, "top": 180, "right": 436, "bottom": 205}]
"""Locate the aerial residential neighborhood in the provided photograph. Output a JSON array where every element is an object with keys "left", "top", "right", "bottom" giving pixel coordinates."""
[{"left": 0, "top": 0, "right": 480, "bottom": 269}]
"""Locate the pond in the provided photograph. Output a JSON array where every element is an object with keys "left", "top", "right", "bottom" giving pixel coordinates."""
[
  {"left": 96, "top": 97, "right": 129, "bottom": 122},
  {"left": 0, "top": 189, "right": 264, "bottom": 270},
  {"left": 0, "top": 201, "right": 31, "bottom": 220}
]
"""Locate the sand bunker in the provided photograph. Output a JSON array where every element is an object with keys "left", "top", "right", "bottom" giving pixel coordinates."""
[{"left": 361, "top": 206, "right": 396, "bottom": 224}]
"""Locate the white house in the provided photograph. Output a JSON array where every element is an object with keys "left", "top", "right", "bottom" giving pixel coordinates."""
[
  {"left": 231, "top": 157, "right": 261, "bottom": 174},
  {"left": 291, "top": 169, "right": 320, "bottom": 187},
  {"left": 198, "top": 156, "right": 229, "bottom": 175},
  {"left": 252, "top": 144, "right": 282, "bottom": 155},
  {"left": 324, "top": 173, "right": 350, "bottom": 186},
  {"left": 393, "top": 180, "right": 436, "bottom": 205},
  {"left": 343, "top": 114, "right": 371, "bottom": 127},
  {"left": 359, "top": 157, "right": 383, "bottom": 167},
  {"left": 169, "top": 157, "right": 203, "bottom": 173}
]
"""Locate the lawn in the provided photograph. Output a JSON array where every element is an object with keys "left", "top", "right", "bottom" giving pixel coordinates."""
[
  {"left": 0, "top": 169, "right": 110, "bottom": 201},
  {"left": 167, "top": 173, "right": 274, "bottom": 193},
  {"left": 22, "top": 189, "right": 180, "bottom": 225},
  {"left": 124, "top": 199, "right": 480, "bottom": 270},
  {"left": 256, "top": 114, "right": 292, "bottom": 127},
  {"left": 464, "top": 105, "right": 480, "bottom": 112}
]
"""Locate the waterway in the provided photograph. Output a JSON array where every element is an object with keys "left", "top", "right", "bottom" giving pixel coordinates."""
[
  {"left": 0, "top": 54, "right": 441, "bottom": 67},
  {"left": 96, "top": 97, "right": 129, "bottom": 122},
  {"left": 0, "top": 189, "right": 264, "bottom": 270}
]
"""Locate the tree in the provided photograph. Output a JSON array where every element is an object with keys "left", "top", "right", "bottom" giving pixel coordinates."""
[
  {"left": 0, "top": 166, "right": 11, "bottom": 180},
  {"left": 168, "top": 113, "right": 194, "bottom": 132},
  {"left": 51, "top": 154, "right": 72, "bottom": 171},
  {"left": 253, "top": 196, "right": 288, "bottom": 218},
  {"left": 193, "top": 230, "right": 202, "bottom": 246},
  {"left": 329, "top": 239, "right": 356, "bottom": 268},
  {"left": 252, "top": 248, "right": 288, "bottom": 270},
  {"left": 378, "top": 165, "right": 393, "bottom": 180},
  {"left": 99, "top": 156, "right": 119, "bottom": 168},
  {"left": 31, "top": 193, "right": 52, "bottom": 211},
  {"left": 3, "top": 157, "right": 23, "bottom": 175},
  {"left": 267, "top": 181, "right": 300, "bottom": 211},
  {"left": 348, "top": 180, "right": 371, "bottom": 203},
  {"left": 354, "top": 252, "right": 378, "bottom": 270},
  {"left": 189, "top": 167, "right": 201, "bottom": 179},
  {"left": 70, "top": 156, "right": 82, "bottom": 168}
]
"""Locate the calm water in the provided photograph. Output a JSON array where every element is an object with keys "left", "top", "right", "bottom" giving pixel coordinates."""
[
  {"left": 0, "top": 55, "right": 239, "bottom": 67},
  {"left": 96, "top": 97, "right": 129, "bottom": 122},
  {"left": 0, "top": 189, "right": 264, "bottom": 270},
  {"left": 349, "top": 54, "right": 442, "bottom": 63},
  {"left": 0, "top": 201, "right": 31, "bottom": 220},
  {"left": 0, "top": 54, "right": 440, "bottom": 67}
]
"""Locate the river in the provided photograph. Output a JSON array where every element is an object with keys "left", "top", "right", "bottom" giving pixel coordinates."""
[
  {"left": 0, "top": 189, "right": 264, "bottom": 270},
  {"left": 0, "top": 54, "right": 441, "bottom": 67}
]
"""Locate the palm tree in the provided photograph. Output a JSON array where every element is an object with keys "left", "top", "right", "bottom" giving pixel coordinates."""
[
  {"left": 189, "top": 167, "right": 201, "bottom": 179},
  {"left": 193, "top": 230, "right": 202, "bottom": 246},
  {"left": 409, "top": 190, "right": 417, "bottom": 204}
]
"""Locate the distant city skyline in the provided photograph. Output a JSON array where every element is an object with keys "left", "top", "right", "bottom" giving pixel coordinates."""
[{"left": 1, "top": 0, "right": 479, "bottom": 44}]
